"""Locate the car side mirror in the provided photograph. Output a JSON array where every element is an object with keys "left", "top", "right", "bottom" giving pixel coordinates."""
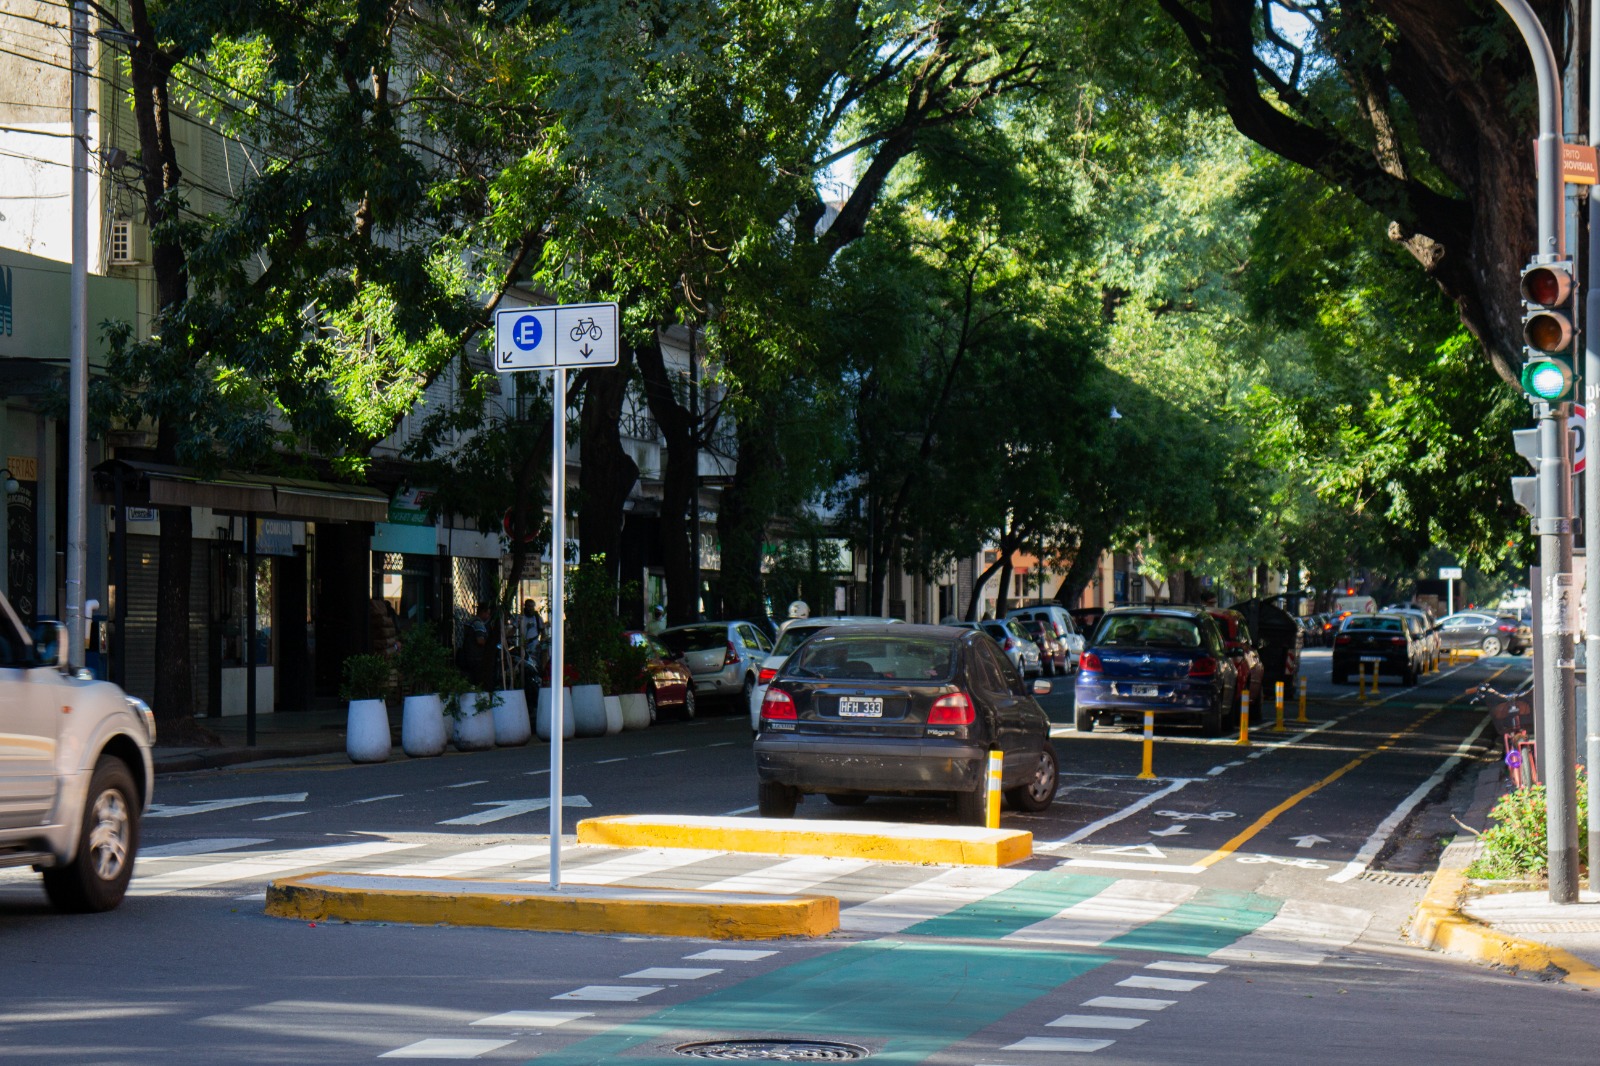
[
  {"left": 31, "top": 621, "right": 67, "bottom": 669},
  {"left": 1031, "top": 679, "right": 1052, "bottom": 696}
]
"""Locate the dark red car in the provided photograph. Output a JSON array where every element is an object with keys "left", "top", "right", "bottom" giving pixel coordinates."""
[
  {"left": 1019, "top": 619, "right": 1069, "bottom": 676},
  {"left": 1206, "top": 608, "right": 1265, "bottom": 722},
  {"left": 624, "top": 631, "right": 696, "bottom": 720}
]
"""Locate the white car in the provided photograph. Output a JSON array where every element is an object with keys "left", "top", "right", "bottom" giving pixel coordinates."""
[
  {"left": 747, "top": 616, "right": 902, "bottom": 731},
  {"left": 0, "top": 593, "right": 155, "bottom": 911},
  {"left": 1005, "top": 605, "right": 1087, "bottom": 671},
  {"left": 658, "top": 620, "right": 772, "bottom": 706}
]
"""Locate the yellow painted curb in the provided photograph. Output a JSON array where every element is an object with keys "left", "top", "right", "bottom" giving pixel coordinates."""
[
  {"left": 1411, "top": 868, "right": 1600, "bottom": 989},
  {"left": 264, "top": 872, "right": 839, "bottom": 940},
  {"left": 576, "top": 814, "right": 1032, "bottom": 867}
]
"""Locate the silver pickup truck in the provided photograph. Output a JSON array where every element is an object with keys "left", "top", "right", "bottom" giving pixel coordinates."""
[{"left": 0, "top": 594, "right": 155, "bottom": 911}]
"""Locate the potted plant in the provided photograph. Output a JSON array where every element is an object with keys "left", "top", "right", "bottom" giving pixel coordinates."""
[
  {"left": 609, "top": 634, "right": 654, "bottom": 731},
  {"left": 395, "top": 625, "right": 449, "bottom": 757},
  {"left": 444, "top": 667, "right": 496, "bottom": 752},
  {"left": 487, "top": 577, "right": 532, "bottom": 747},
  {"left": 341, "top": 653, "right": 392, "bottom": 763},
  {"left": 536, "top": 660, "right": 577, "bottom": 741},
  {"left": 564, "top": 558, "right": 623, "bottom": 737}
]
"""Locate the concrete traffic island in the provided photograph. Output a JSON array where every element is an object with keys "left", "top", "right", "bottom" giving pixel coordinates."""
[
  {"left": 264, "top": 871, "right": 839, "bottom": 939},
  {"left": 576, "top": 814, "right": 1033, "bottom": 867}
]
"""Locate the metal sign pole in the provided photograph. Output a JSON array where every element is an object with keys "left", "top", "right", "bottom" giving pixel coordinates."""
[{"left": 548, "top": 367, "right": 566, "bottom": 889}]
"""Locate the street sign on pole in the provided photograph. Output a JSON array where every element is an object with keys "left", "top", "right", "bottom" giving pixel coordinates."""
[
  {"left": 1438, "top": 566, "right": 1464, "bottom": 580},
  {"left": 491, "top": 300, "right": 622, "bottom": 889},
  {"left": 1572, "top": 402, "right": 1586, "bottom": 472},
  {"left": 494, "top": 303, "right": 619, "bottom": 371}
]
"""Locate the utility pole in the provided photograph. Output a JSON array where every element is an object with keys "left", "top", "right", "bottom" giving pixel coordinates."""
[
  {"left": 1587, "top": 0, "right": 1600, "bottom": 885},
  {"left": 1497, "top": 0, "right": 1581, "bottom": 904},
  {"left": 67, "top": 1, "right": 89, "bottom": 668}
]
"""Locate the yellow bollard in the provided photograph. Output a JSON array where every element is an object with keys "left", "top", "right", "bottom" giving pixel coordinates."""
[
  {"left": 1137, "top": 710, "right": 1156, "bottom": 779},
  {"left": 1235, "top": 688, "right": 1251, "bottom": 746},
  {"left": 1273, "top": 681, "right": 1286, "bottom": 732},
  {"left": 1296, "top": 674, "right": 1308, "bottom": 723},
  {"left": 1370, "top": 663, "right": 1379, "bottom": 696},
  {"left": 1358, "top": 662, "right": 1368, "bottom": 701},
  {"left": 986, "top": 749, "right": 1003, "bottom": 828}
]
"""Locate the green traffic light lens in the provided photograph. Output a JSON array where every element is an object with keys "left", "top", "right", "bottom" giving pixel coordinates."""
[{"left": 1522, "top": 359, "right": 1573, "bottom": 401}]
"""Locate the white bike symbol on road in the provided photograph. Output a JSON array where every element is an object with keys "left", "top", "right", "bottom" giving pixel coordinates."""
[
  {"left": 1236, "top": 853, "right": 1329, "bottom": 870},
  {"left": 1154, "top": 810, "right": 1237, "bottom": 822}
]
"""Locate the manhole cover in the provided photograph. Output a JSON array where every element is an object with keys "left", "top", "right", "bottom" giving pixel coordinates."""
[
  {"left": 674, "top": 1039, "right": 871, "bottom": 1061},
  {"left": 1357, "top": 871, "right": 1433, "bottom": 888}
]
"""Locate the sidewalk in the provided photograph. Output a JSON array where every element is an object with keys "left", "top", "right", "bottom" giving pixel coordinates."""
[
  {"left": 1411, "top": 759, "right": 1600, "bottom": 987},
  {"left": 153, "top": 705, "right": 354, "bottom": 773}
]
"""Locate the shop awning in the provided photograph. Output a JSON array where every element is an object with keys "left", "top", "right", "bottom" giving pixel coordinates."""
[{"left": 93, "top": 459, "right": 389, "bottom": 523}]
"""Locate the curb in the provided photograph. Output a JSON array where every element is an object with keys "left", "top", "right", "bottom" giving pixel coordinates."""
[
  {"left": 1411, "top": 844, "right": 1600, "bottom": 989},
  {"left": 577, "top": 814, "right": 1032, "bottom": 867},
  {"left": 264, "top": 871, "right": 839, "bottom": 940},
  {"left": 154, "top": 741, "right": 348, "bottom": 774}
]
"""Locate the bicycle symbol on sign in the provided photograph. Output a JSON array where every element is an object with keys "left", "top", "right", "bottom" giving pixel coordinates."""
[
  {"left": 569, "top": 317, "right": 604, "bottom": 342},
  {"left": 1236, "top": 853, "right": 1329, "bottom": 870},
  {"left": 1154, "top": 810, "right": 1237, "bottom": 822}
]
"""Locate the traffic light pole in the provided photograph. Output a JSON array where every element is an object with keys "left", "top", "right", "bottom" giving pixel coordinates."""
[
  {"left": 1587, "top": 0, "right": 1600, "bottom": 885},
  {"left": 1496, "top": 0, "right": 1580, "bottom": 904}
]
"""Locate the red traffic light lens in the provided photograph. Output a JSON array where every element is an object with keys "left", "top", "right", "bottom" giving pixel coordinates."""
[{"left": 1522, "top": 265, "right": 1574, "bottom": 307}]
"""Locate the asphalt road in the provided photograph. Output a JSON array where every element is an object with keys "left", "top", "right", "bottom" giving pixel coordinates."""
[{"left": 3, "top": 649, "right": 1588, "bottom": 1065}]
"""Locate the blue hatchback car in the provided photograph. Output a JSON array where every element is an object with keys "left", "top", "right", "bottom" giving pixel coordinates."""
[{"left": 1073, "top": 606, "right": 1241, "bottom": 736}]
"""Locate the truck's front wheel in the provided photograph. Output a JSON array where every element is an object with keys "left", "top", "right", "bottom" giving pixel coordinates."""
[{"left": 42, "top": 756, "right": 139, "bottom": 913}]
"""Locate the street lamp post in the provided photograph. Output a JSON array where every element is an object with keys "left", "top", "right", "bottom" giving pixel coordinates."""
[{"left": 67, "top": 1, "right": 90, "bottom": 668}]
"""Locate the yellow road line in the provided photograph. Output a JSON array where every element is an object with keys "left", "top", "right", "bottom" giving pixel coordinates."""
[{"left": 1195, "top": 705, "right": 1448, "bottom": 868}]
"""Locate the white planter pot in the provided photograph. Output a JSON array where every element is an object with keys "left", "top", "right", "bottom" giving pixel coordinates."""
[
  {"left": 536, "top": 686, "right": 576, "bottom": 740},
  {"left": 451, "top": 693, "right": 498, "bottom": 751},
  {"left": 401, "top": 693, "right": 447, "bottom": 757},
  {"left": 570, "top": 684, "right": 607, "bottom": 737},
  {"left": 619, "top": 692, "right": 651, "bottom": 730},
  {"left": 346, "top": 698, "right": 391, "bottom": 763},
  {"left": 492, "top": 689, "right": 532, "bottom": 746},
  {"left": 602, "top": 695, "right": 624, "bottom": 735}
]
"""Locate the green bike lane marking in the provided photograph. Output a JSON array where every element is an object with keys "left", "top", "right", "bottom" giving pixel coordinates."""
[{"left": 521, "top": 872, "right": 1285, "bottom": 1065}]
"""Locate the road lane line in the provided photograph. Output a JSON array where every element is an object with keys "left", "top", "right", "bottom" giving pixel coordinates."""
[
  {"left": 445, "top": 780, "right": 488, "bottom": 788},
  {"left": 1192, "top": 707, "right": 1446, "bottom": 869},
  {"left": 1327, "top": 713, "right": 1494, "bottom": 883},
  {"left": 353, "top": 794, "right": 403, "bottom": 804},
  {"left": 253, "top": 812, "right": 309, "bottom": 821},
  {"left": 721, "top": 805, "right": 759, "bottom": 815},
  {"left": 139, "top": 838, "right": 270, "bottom": 858},
  {"left": 1042, "top": 778, "right": 1196, "bottom": 849}
]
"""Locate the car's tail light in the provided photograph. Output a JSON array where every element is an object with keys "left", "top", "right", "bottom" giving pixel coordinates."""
[
  {"left": 1498, "top": 623, "right": 1515, "bottom": 633},
  {"left": 1081, "top": 651, "right": 1101, "bottom": 672},
  {"left": 928, "top": 691, "right": 975, "bottom": 725},
  {"left": 724, "top": 639, "right": 741, "bottom": 667},
  {"left": 1389, "top": 636, "right": 1407, "bottom": 646},
  {"left": 1334, "top": 634, "right": 1351, "bottom": 645},
  {"left": 758, "top": 666, "right": 777, "bottom": 684},
  {"left": 760, "top": 687, "right": 796, "bottom": 720},
  {"left": 1188, "top": 656, "right": 1217, "bottom": 678},
  {"left": 1003, "top": 637, "right": 1016, "bottom": 651}
]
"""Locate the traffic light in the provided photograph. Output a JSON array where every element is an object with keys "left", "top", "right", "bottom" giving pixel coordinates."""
[
  {"left": 1511, "top": 427, "right": 1538, "bottom": 517},
  {"left": 1520, "top": 259, "right": 1577, "bottom": 403}
]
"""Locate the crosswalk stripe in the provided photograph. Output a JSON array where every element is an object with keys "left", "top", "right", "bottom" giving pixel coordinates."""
[
  {"left": 1003, "top": 1036, "right": 1115, "bottom": 1052},
  {"left": 139, "top": 838, "right": 272, "bottom": 858},
  {"left": 1117, "top": 975, "right": 1204, "bottom": 992},
  {"left": 839, "top": 867, "right": 1033, "bottom": 933},
  {"left": 373, "top": 845, "right": 548, "bottom": 878},
  {"left": 129, "top": 840, "right": 422, "bottom": 896},
  {"left": 1208, "top": 899, "right": 1369, "bottom": 966},
  {"left": 698, "top": 856, "right": 872, "bottom": 895},
  {"left": 554, "top": 847, "right": 724, "bottom": 886},
  {"left": 1080, "top": 996, "right": 1174, "bottom": 1011},
  {"left": 1046, "top": 1014, "right": 1148, "bottom": 1030},
  {"left": 1003, "top": 879, "right": 1197, "bottom": 947},
  {"left": 1146, "top": 960, "right": 1225, "bottom": 974}
]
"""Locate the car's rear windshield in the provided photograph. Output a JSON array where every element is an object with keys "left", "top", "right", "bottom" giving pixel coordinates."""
[
  {"left": 788, "top": 635, "right": 955, "bottom": 681},
  {"left": 1344, "top": 616, "right": 1402, "bottom": 633},
  {"left": 772, "top": 624, "right": 831, "bottom": 658},
  {"left": 657, "top": 626, "right": 726, "bottom": 653},
  {"left": 1092, "top": 614, "right": 1203, "bottom": 648}
]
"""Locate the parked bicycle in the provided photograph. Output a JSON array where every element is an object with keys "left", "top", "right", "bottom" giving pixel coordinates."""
[{"left": 1468, "top": 679, "right": 1538, "bottom": 789}]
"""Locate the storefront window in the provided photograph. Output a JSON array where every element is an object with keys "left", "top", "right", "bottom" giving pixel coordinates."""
[{"left": 220, "top": 552, "right": 273, "bottom": 667}]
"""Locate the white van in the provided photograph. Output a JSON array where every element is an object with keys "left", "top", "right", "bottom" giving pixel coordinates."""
[{"left": 1004, "top": 605, "right": 1086, "bottom": 671}]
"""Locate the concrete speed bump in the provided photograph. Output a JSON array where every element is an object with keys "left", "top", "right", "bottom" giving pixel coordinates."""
[
  {"left": 576, "top": 814, "right": 1032, "bottom": 867},
  {"left": 265, "top": 871, "right": 838, "bottom": 939}
]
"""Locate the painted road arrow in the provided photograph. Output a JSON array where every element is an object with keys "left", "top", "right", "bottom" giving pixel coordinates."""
[
  {"left": 439, "top": 796, "right": 592, "bottom": 826},
  {"left": 146, "top": 792, "right": 309, "bottom": 818},
  {"left": 1290, "top": 834, "right": 1330, "bottom": 848},
  {"left": 1094, "top": 843, "right": 1167, "bottom": 858},
  {"left": 1149, "top": 825, "right": 1189, "bottom": 837}
]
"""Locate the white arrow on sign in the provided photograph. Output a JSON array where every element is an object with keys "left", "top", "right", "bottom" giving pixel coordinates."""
[
  {"left": 1289, "top": 834, "right": 1329, "bottom": 848},
  {"left": 146, "top": 792, "right": 309, "bottom": 818},
  {"left": 1149, "top": 825, "right": 1189, "bottom": 837},
  {"left": 1094, "top": 843, "right": 1167, "bottom": 858},
  {"left": 439, "top": 796, "right": 592, "bottom": 826}
]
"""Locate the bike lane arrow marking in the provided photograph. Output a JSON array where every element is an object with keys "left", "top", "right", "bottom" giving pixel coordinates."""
[
  {"left": 147, "top": 792, "right": 309, "bottom": 818},
  {"left": 1290, "top": 834, "right": 1329, "bottom": 848},
  {"left": 439, "top": 796, "right": 592, "bottom": 826},
  {"left": 1149, "top": 826, "right": 1188, "bottom": 837}
]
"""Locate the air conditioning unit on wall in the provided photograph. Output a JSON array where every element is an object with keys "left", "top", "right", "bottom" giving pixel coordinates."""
[{"left": 108, "top": 218, "right": 149, "bottom": 265}]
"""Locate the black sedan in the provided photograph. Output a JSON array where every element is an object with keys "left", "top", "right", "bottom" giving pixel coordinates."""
[
  {"left": 1073, "top": 606, "right": 1240, "bottom": 736},
  {"left": 752, "top": 624, "right": 1059, "bottom": 825},
  {"left": 1436, "top": 611, "right": 1531, "bottom": 657},
  {"left": 1331, "top": 613, "right": 1425, "bottom": 684}
]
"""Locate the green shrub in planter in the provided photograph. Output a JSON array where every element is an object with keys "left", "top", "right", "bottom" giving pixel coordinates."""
[
  {"left": 435, "top": 666, "right": 475, "bottom": 720},
  {"left": 395, "top": 625, "right": 451, "bottom": 696},
  {"left": 340, "top": 654, "right": 392, "bottom": 702},
  {"left": 1467, "top": 766, "right": 1589, "bottom": 880},
  {"left": 604, "top": 636, "right": 652, "bottom": 697}
]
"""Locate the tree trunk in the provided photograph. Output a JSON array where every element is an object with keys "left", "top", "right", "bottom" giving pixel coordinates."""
[
  {"left": 576, "top": 351, "right": 639, "bottom": 591},
  {"left": 966, "top": 553, "right": 1005, "bottom": 621},
  {"left": 1053, "top": 527, "right": 1110, "bottom": 609},
  {"left": 717, "top": 414, "right": 779, "bottom": 623},
  {"left": 635, "top": 334, "right": 702, "bottom": 625}
]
